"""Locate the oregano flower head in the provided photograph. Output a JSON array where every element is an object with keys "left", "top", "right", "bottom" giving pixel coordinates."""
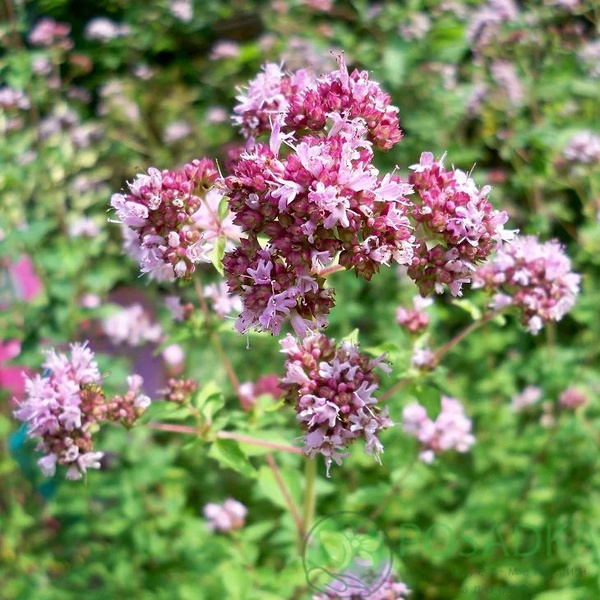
[{"left": 280, "top": 332, "right": 392, "bottom": 476}]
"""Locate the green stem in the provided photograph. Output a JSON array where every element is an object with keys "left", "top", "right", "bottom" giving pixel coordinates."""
[{"left": 302, "top": 458, "right": 317, "bottom": 540}]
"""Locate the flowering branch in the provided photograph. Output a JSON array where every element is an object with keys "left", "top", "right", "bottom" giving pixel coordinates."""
[
  {"left": 379, "top": 308, "right": 505, "bottom": 403},
  {"left": 432, "top": 307, "right": 505, "bottom": 363}
]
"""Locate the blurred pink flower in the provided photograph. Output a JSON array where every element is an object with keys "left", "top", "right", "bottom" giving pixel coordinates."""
[{"left": 209, "top": 41, "right": 241, "bottom": 60}]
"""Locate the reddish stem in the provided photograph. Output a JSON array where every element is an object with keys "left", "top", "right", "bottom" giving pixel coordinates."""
[
  {"left": 316, "top": 263, "right": 345, "bottom": 278},
  {"left": 147, "top": 422, "right": 303, "bottom": 455},
  {"left": 380, "top": 309, "right": 504, "bottom": 403},
  {"left": 265, "top": 454, "right": 304, "bottom": 537}
]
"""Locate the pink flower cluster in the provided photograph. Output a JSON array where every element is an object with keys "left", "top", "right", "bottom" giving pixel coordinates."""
[
  {"left": 407, "top": 152, "right": 512, "bottom": 296},
  {"left": 13, "top": 343, "right": 149, "bottom": 480},
  {"left": 563, "top": 131, "right": 600, "bottom": 165},
  {"left": 238, "top": 374, "right": 282, "bottom": 410},
  {"left": 473, "top": 235, "right": 581, "bottom": 334},
  {"left": 511, "top": 385, "right": 542, "bottom": 412},
  {"left": 204, "top": 281, "right": 243, "bottom": 318},
  {"left": 102, "top": 303, "right": 163, "bottom": 347},
  {"left": 111, "top": 158, "right": 238, "bottom": 281},
  {"left": 559, "top": 387, "right": 588, "bottom": 410},
  {"left": 233, "top": 63, "right": 314, "bottom": 140},
  {"left": 396, "top": 296, "right": 432, "bottom": 334},
  {"left": 280, "top": 333, "right": 392, "bottom": 475},
  {"left": 28, "top": 18, "right": 73, "bottom": 49},
  {"left": 233, "top": 55, "right": 402, "bottom": 149},
  {"left": 402, "top": 396, "right": 475, "bottom": 463},
  {"left": 466, "top": 0, "right": 519, "bottom": 49},
  {"left": 313, "top": 571, "right": 411, "bottom": 599},
  {"left": 282, "top": 57, "right": 403, "bottom": 150},
  {"left": 0, "top": 87, "right": 31, "bottom": 110},
  {"left": 225, "top": 59, "right": 414, "bottom": 334},
  {"left": 203, "top": 498, "right": 247, "bottom": 532}
]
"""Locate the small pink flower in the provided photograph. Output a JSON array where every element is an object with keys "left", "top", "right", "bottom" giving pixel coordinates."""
[
  {"left": 162, "top": 344, "right": 185, "bottom": 367},
  {"left": 473, "top": 235, "right": 581, "bottom": 333},
  {"left": 203, "top": 498, "right": 247, "bottom": 532},
  {"left": 403, "top": 396, "right": 475, "bottom": 462},
  {"left": 209, "top": 41, "right": 241, "bottom": 60},
  {"left": 559, "top": 387, "right": 588, "bottom": 410},
  {"left": 511, "top": 386, "right": 542, "bottom": 412},
  {"left": 102, "top": 304, "right": 162, "bottom": 347}
]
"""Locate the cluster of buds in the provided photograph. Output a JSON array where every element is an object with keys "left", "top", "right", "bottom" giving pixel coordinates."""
[
  {"left": 13, "top": 342, "right": 150, "bottom": 480},
  {"left": 111, "top": 158, "right": 240, "bottom": 281},
  {"left": 407, "top": 152, "right": 512, "bottom": 297},
  {"left": 402, "top": 396, "right": 475, "bottom": 463},
  {"left": 238, "top": 374, "right": 283, "bottom": 410},
  {"left": 105, "top": 374, "right": 151, "bottom": 427},
  {"left": 224, "top": 57, "right": 416, "bottom": 334},
  {"left": 473, "top": 235, "right": 581, "bottom": 334},
  {"left": 559, "top": 387, "right": 588, "bottom": 410},
  {"left": 203, "top": 498, "right": 247, "bottom": 533},
  {"left": 396, "top": 296, "right": 432, "bottom": 334},
  {"left": 162, "top": 377, "right": 198, "bottom": 404},
  {"left": 280, "top": 332, "right": 392, "bottom": 475}
]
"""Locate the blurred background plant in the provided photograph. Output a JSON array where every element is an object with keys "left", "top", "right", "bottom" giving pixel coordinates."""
[{"left": 1, "top": 0, "right": 599, "bottom": 598}]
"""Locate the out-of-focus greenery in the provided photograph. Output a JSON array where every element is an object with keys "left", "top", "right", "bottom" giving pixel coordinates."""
[{"left": 1, "top": 1, "right": 599, "bottom": 598}]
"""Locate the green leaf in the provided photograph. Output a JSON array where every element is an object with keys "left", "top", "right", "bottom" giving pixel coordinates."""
[
  {"left": 342, "top": 328, "right": 360, "bottom": 344},
  {"left": 139, "top": 401, "right": 192, "bottom": 424},
  {"left": 193, "top": 381, "right": 225, "bottom": 423},
  {"left": 451, "top": 298, "right": 483, "bottom": 321},
  {"left": 211, "top": 235, "right": 226, "bottom": 276},
  {"left": 208, "top": 439, "right": 255, "bottom": 477}
]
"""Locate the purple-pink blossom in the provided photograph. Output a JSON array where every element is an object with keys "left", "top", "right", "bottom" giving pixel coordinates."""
[
  {"left": 402, "top": 396, "right": 475, "bottom": 463},
  {"left": 102, "top": 303, "right": 162, "bottom": 347},
  {"left": 281, "top": 333, "right": 392, "bottom": 476},
  {"left": 204, "top": 282, "right": 243, "bottom": 318},
  {"left": 13, "top": 343, "right": 149, "bottom": 479},
  {"left": 559, "top": 387, "right": 588, "bottom": 410},
  {"left": 407, "top": 152, "right": 512, "bottom": 296},
  {"left": 313, "top": 568, "right": 411, "bottom": 599},
  {"left": 396, "top": 296, "right": 432, "bottom": 334},
  {"left": 563, "top": 131, "right": 600, "bottom": 165},
  {"left": 203, "top": 498, "right": 247, "bottom": 532},
  {"left": 224, "top": 86, "right": 413, "bottom": 334},
  {"left": 473, "top": 235, "right": 581, "bottom": 334},
  {"left": 111, "top": 158, "right": 235, "bottom": 280},
  {"left": 511, "top": 386, "right": 542, "bottom": 412},
  {"left": 28, "top": 18, "right": 72, "bottom": 49}
]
